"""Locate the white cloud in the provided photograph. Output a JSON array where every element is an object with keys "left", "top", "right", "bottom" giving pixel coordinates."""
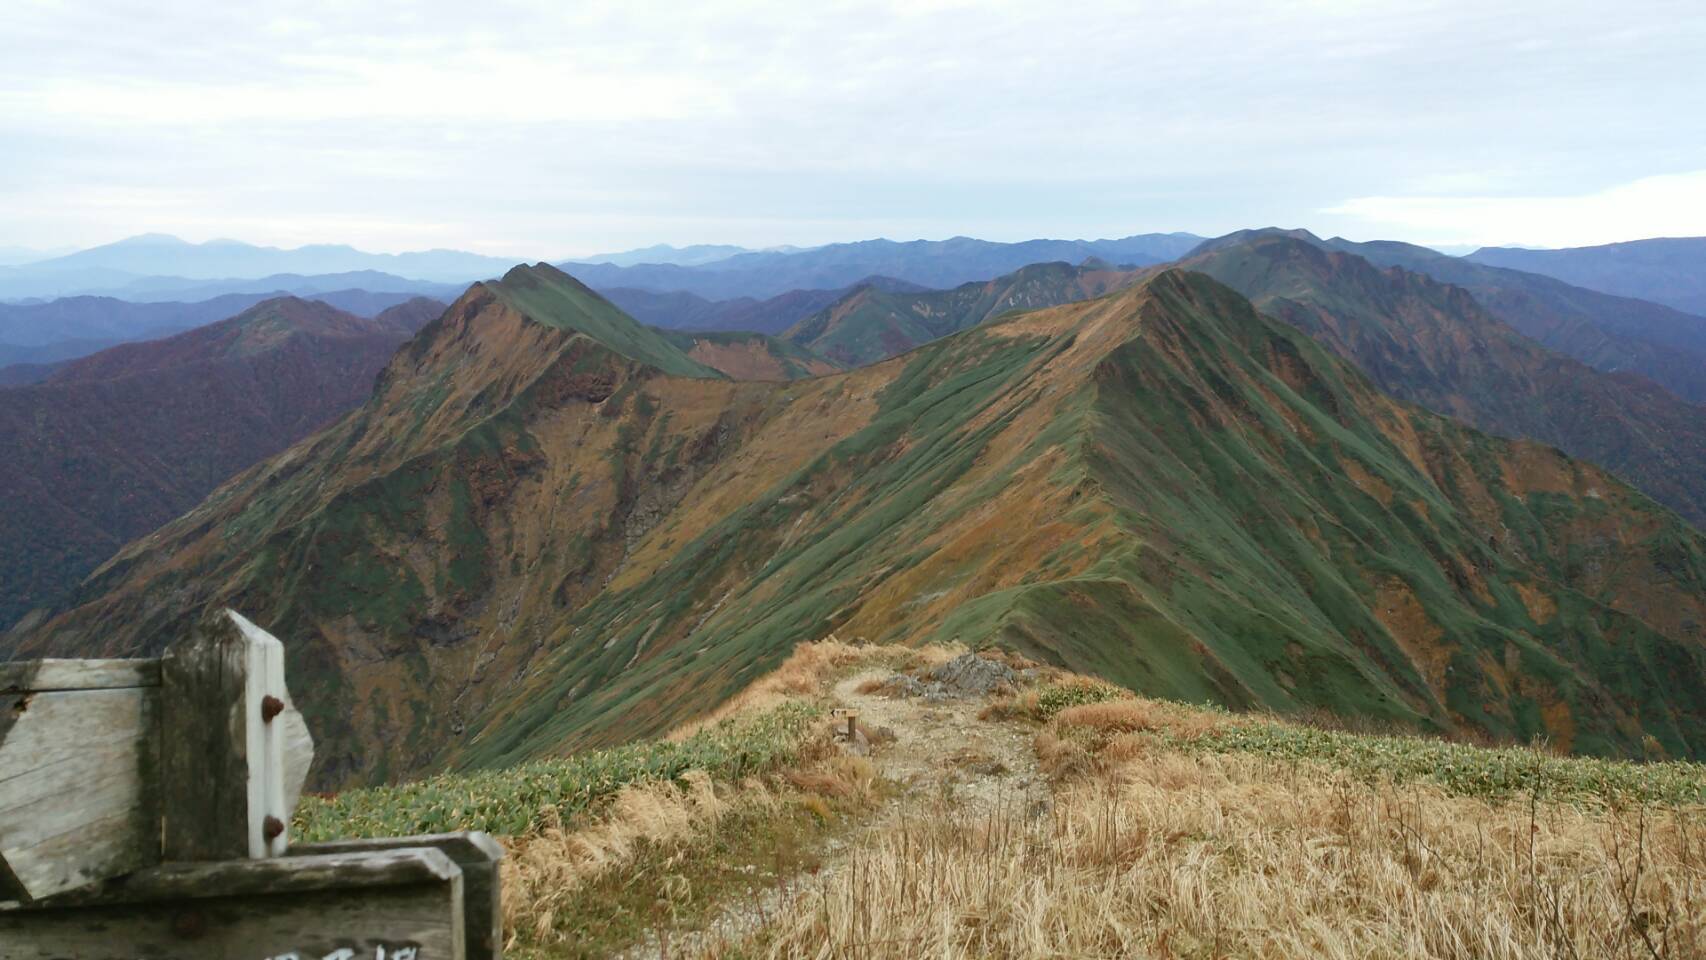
[
  {"left": 1325, "top": 171, "right": 1706, "bottom": 248},
  {"left": 2, "top": 0, "right": 1704, "bottom": 253}
]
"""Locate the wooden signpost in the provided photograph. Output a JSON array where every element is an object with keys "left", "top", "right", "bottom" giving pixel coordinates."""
[{"left": 0, "top": 609, "right": 503, "bottom": 960}]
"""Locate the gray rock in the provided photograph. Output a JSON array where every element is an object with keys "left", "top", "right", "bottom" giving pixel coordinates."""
[{"left": 928, "top": 653, "right": 1019, "bottom": 697}]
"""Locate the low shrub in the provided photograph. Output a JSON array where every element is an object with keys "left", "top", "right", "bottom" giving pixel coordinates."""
[{"left": 295, "top": 701, "right": 820, "bottom": 840}]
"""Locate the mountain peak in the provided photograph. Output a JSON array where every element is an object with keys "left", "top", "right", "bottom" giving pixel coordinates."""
[
  {"left": 110, "top": 232, "right": 190, "bottom": 247},
  {"left": 452, "top": 262, "right": 722, "bottom": 380},
  {"left": 1187, "top": 227, "right": 1325, "bottom": 258}
]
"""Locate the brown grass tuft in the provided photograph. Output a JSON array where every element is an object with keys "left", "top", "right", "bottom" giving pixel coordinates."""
[
  {"left": 1054, "top": 699, "right": 1159, "bottom": 734},
  {"left": 786, "top": 755, "right": 879, "bottom": 802},
  {"left": 502, "top": 769, "right": 744, "bottom": 945}
]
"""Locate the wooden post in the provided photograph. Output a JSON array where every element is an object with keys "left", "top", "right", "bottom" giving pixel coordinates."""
[
  {"left": 0, "top": 659, "right": 161, "bottom": 902},
  {"left": 160, "top": 609, "right": 314, "bottom": 861}
]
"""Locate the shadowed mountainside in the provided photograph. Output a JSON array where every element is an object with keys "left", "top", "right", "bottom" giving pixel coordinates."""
[{"left": 0, "top": 296, "right": 441, "bottom": 627}]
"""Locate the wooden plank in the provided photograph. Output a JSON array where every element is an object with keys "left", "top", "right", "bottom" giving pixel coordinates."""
[
  {"left": 0, "top": 686, "right": 160, "bottom": 902},
  {"left": 0, "top": 849, "right": 465, "bottom": 959},
  {"left": 15, "top": 849, "right": 461, "bottom": 906},
  {"left": 161, "top": 609, "right": 313, "bottom": 861},
  {"left": 292, "top": 833, "right": 504, "bottom": 960},
  {"left": 0, "top": 658, "right": 159, "bottom": 693}
]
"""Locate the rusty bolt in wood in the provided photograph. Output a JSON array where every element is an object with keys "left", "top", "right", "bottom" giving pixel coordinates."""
[
  {"left": 260, "top": 694, "right": 284, "bottom": 723},
  {"left": 262, "top": 815, "right": 285, "bottom": 843}
]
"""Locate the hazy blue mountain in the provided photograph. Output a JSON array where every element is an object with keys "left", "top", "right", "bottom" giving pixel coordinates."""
[
  {"left": 557, "top": 233, "right": 1204, "bottom": 299},
  {"left": 0, "top": 234, "right": 521, "bottom": 298},
  {"left": 88, "top": 270, "right": 465, "bottom": 303},
  {"left": 569, "top": 243, "right": 754, "bottom": 267},
  {"left": 1467, "top": 238, "right": 1706, "bottom": 316},
  {"left": 0, "top": 245, "right": 69, "bottom": 267}
]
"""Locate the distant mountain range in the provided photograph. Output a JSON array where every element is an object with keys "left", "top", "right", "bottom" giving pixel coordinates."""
[
  {"left": 569, "top": 243, "right": 758, "bottom": 267},
  {"left": 0, "top": 295, "right": 442, "bottom": 628},
  {"left": 1, "top": 234, "right": 519, "bottom": 289},
  {"left": 0, "top": 232, "right": 1207, "bottom": 305},
  {"left": 1467, "top": 238, "right": 1706, "bottom": 317},
  {"left": 16, "top": 263, "right": 1705, "bottom": 789},
  {"left": 80, "top": 270, "right": 467, "bottom": 304},
  {"left": 558, "top": 233, "right": 1205, "bottom": 300}
]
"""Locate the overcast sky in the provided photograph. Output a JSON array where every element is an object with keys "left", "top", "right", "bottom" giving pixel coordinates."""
[{"left": 4, "top": 0, "right": 1704, "bottom": 258}]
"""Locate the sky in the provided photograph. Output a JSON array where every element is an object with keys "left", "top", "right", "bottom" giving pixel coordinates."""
[{"left": 3, "top": 0, "right": 1704, "bottom": 259}]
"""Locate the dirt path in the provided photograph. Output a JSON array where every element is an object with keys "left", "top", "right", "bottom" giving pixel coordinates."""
[
  {"left": 832, "top": 669, "right": 1046, "bottom": 815},
  {"left": 621, "top": 666, "right": 1046, "bottom": 958}
]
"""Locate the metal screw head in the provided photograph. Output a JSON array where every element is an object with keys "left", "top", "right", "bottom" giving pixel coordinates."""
[{"left": 260, "top": 694, "right": 284, "bottom": 723}]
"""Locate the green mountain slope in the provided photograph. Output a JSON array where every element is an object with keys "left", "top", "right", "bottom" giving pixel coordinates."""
[
  {"left": 485, "top": 263, "right": 721, "bottom": 378},
  {"left": 1181, "top": 233, "right": 1706, "bottom": 527},
  {"left": 783, "top": 260, "right": 1146, "bottom": 365},
  {"left": 15, "top": 270, "right": 1706, "bottom": 789}
]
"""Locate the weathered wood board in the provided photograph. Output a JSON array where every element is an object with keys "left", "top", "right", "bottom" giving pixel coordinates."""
[
  {"left": 0, "top": 848, "right": 466, "bottom": 959},
  {"left": 0, "top": 660, "right": 160, "bottom": 902},
  {"left": 0, "top": 659, "right": 160, "bottom": 693},
  {"left": 160, "top": 609, "right": 313, "bottom": 861},
  {"left": 292, "top": 833, "right": 504, "bottom": 960}
]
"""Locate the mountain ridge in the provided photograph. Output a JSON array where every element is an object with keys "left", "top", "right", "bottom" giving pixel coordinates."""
[
  {"left": 14, "top": 266, "right": 1706, "bottom": 790},
  {"left": 1181, "top": 233, "right": 1706, "bottom": 527},
  {"left": 782, "top": 259, "right": 1152, "bottom": 365}
]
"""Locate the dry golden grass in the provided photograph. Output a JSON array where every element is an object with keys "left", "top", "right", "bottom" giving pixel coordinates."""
[
  {"left": 503, "top": 751, "right": 883, "bottom": 948},
  {"left": 501, "top": 652, "right": 1705, "bottom": 958},
  {"left": 502, "top": 769, "right": 745, "bottom": 945},
  {"left": 698, "top": 749, "right": 1705, "bottom": 959}
]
